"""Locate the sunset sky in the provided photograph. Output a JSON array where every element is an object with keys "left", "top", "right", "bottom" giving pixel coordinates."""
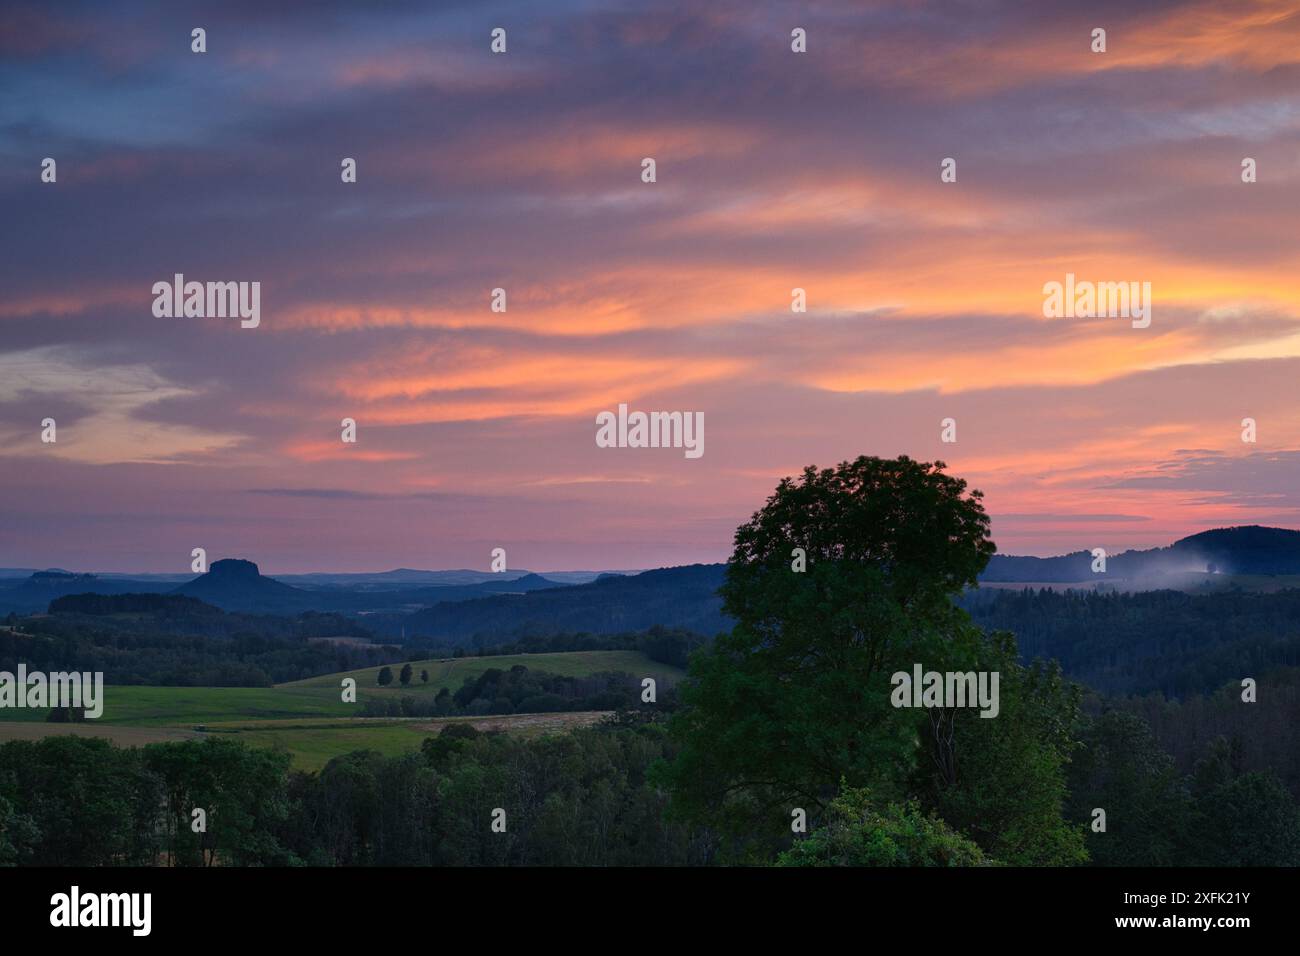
[{"left": 3, "top": 0, "right": 1300, "bottom": 573}]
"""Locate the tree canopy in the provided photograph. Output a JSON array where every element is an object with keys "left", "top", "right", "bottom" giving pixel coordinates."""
[{"left": 656, "top": 456, "right": 1081, "bottom": 863}]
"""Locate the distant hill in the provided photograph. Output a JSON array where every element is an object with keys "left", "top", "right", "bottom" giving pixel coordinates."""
[
  {"left": 477, "top": 573, "right": 558, "bottom": 592},
  {"left": 6, "top": 589, "right": 394, "bottom": 686},
  {"left": 981, "top": 551, "right": 1096, "bottom": 583},
  {"left": 172, "top": 558, "right": 314, "bottom": 613},
  {"left": 402, "top": 564, "right": 730, "bottom": 646},
  {"left": 7, "top": 524, "right": 1298, "bottom": 621},
  {"left": 962, "top": 586, "right": 1300, "bottom": 698},
  {"left": 168, "top": 560, "right": 570, "bottom": 615},
  {"left": 276, "top": 568, "right": 613, "bottom": 589},
  {"left": 392, "top": 525, "right": 1300, "bottom": 647},
  {"left": 0, "top": 570, "right": 160, "bottom": 614},
  {"left": 1169, "top": 526, "right": 1300, "bottom": 575},
  {"left": 279, "top": 568, "right": 539, "bottom": 588},
  {"left": 0, "top": 560, "right": 573, "bottom": 617},
  {"left": 981, "top": 525, "right": 1300, "bottom": 583}
]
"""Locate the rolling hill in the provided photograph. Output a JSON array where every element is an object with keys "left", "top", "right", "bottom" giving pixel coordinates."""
[
  {"left": 0, "top": 649, "right": 683, "bottom": 770},
  {"left": 281, "top": 649, "right": 685, "bottom": 695},
  {"left": 401, "top": 564, "right": 730, "bottom": 645},
  {"left": 172, "top": 558, "right": 312, "bottom": 613},
  {"left": 981, "top": 525, "right": 1300, "bottom": 583}
]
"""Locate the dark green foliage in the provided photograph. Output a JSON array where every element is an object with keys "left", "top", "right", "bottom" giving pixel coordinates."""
[
  {"left": 421, "top": 724, "right": 482, "bottom": 769},
  {"left": 962, "top": 587, "right": 1300, "bottom": 697},
  {"left": 1, "top": 709, "right": 1291, "bottom": 866},
  {"left": 1064, "top": 712, "right": 1300, "bottom": 866},
  {"left": 283, "top": 751, "right": 437, "bottom": 866},
  {"left": 915, "top": 632, "right": 1086, "bottom": 865},
  {"left": 0, "top": 737, "right": 161, "bottom": 866},
  {"left": 360, "top": 666, "right": 658, "bottom": 718},
  {"left": 468, "top": 625, "right": 708, "bottom": 670},
  {"left": 281, "top": 722, "right": 706, "bottom": 865},
  {"left": 402, "top": 566, "right": 730, "bottom": 646},
  {"left": 1187, "top": 738, "right": 1300, "bottom": 866},
  {"left": 776, "top": 786, "right": 986, "bottom": 867},
  {"left": 658, "top": 457, "right": 1014, "bottom": 857},
  {"left": 1113, "top": 668, "right": 1300, "bottom": 797},
  {"left": 0, "top": 795, "right": 38, "bottom": 865},
  {"left": 0, "top": 725, "right": 706, "bottom": 867},
  {"left": 49, "top": 593, "right": 216, "bottom": 616},
  {"left": 143, "top": 738, "right": 293, "bottom": 866},
  {"left": 3, "top": 598, "right": 392, "bottom": 686},
  {"left": 45, "top": 704, "right": 87, "bottom": 723},
  {"left": 4, "top": 456, "right": 1292, "bottom": 869},
  {"left": 1066, "top": 711, "right": 1192, "bottom": 866}
]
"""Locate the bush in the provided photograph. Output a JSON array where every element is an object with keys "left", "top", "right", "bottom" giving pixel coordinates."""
[{"left": 776, "top": 786, "right": 987, "bottom": 867}]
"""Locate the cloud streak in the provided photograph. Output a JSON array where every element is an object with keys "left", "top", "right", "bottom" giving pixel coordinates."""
[{"left": 2, "top": 0, "right": 1299, "bottom": 569}]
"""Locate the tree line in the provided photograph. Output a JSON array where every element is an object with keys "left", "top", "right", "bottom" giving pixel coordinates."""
[
  {"left": 961, "top": 586, "right": 1300, "bottom": 697},
  {"left": 6, "top": 456, "right": 1296, "bottom": 867},
  {"left": 6, "top": 598, "right": 398, "bottom": 686},
  {"left": 359, "top": 665, "right": 670, "bottom": 718},
  {"left": 3, "top": 703, "right": 1295, "bottom": 866}
]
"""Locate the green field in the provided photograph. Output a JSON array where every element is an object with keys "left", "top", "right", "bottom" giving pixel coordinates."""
[
  {"left": 283, "top": 649, "right": 684, "bottom": 695},
  {"left": 0, "top": 650, "right": 683, "bottom": 770},
  {"left": 195, "top": 712, "right": 612, "bottom": 772},
  {"left": 0, "top": 684, "right": 351, "bottom": 725}
]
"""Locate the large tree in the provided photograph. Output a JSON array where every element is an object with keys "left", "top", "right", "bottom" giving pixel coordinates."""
[
  {"left": 657, "top": 456, "right": 1082, "bottom": 863},
  {"left": 657, "top": 457, "right": 994, "bottom": 850}
]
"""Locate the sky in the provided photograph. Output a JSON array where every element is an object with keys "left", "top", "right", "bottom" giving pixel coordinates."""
[{"left": 2, "top": 0, "right": 1300, "bottom": 573}]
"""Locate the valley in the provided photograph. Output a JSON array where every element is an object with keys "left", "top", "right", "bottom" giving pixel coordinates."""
[{"left": 0, "top": 650, "right": 682, "bottom": 771}]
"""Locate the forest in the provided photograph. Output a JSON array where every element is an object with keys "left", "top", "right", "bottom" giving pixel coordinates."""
[
  {"left": 3, "top": 457, "right": 1297, "bottom": 867},
  {"left": 3, "top": 697, "right": 1296, "bottom": 866},
  {"left": 2, "top": 596, "right": 399, "bottom": 686}
]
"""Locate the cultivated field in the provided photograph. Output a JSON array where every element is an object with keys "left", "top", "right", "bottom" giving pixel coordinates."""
[
  {"left": 0, "top": 650, "right": 681, "bottom": 770},
  {"left": 282, "top": 649, "right": 683, "bottom": 695}
]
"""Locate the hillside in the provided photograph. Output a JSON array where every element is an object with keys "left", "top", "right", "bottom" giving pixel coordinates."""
[
  {"left": 0, "top": 649, "right": 682, "bottom": 770},
  {"left": 0, "top": 560, "right": 572, "bottom": 617},
  {"left": 981, "top": 525, "right": 1300, "bottom": 583},
  {"left": 170, "top": 560, "right": 568, "bottom": 615},
  {"left": 962, "top": 586, "right": 1300, "bottom": 697},
  {"left": 401, "top": 564, "right": 730, "bottom": 645},
  {"left": 0, "top": 570, "right": 161, "bottom": 614},
  {"left": 281, "top": 648, "right": 685, "bottom": 694},
  {"left": 1171, "top": 526, "right": 1300, "bottom": 575},
  {"left": 5, "top": 595, "right": 392, "bottom": 686},
  {"left": 171, "top": 558, "right": 318, "bottom": 613}
]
